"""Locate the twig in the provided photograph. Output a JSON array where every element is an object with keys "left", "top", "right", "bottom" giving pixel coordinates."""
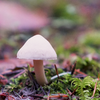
[
  {"left": 46, "top": 94, "right": 68, "bottom": 99},
  {"left": 92, "top": 77, "right": 100, "bottom": 98},
  {"left": 66, "top": 88, "right": 72, "bottom": 96},
  {"left": 40, "top": 86, "right": 47, "bottom": 95},
  {"left": 12, "top": 70, "right": 26, "bottom": 78},
  {"left": 66, "top": 87, "right": 78, "bottom": 96},
  {"left": 92, "top": 81, "right": 97, "bottom": 98},
  {"left": 54, "top": 64, "right": 59, "bottom": 79},
  {"left": 2, "top": 70, "right": 23, "bottom": 76},
  {"left": 47, "top": 94, "right": 49, "bottom": 100},
  {"left": 71, "top": 87, "right": 78, "bottom": 96},
  {"left": 71, "top": 61, "right": 76, "bottom": 75},
  {"left": 27, "top": 70, "right": 39, "bottom": 89},
  {"left": 13, "top": 91, "right": 22, "bottom": 99},
  {"left": 75, "top": 69, "right": 87, "bottom": 76}
]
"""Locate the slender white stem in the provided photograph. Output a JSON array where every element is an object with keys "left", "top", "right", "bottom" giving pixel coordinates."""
[{"left": 33, "top": 60, "right": 48, "bottom": 86}]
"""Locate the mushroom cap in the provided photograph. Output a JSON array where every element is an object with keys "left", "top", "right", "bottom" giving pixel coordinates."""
[{"left": 17, "top": 35, "right": 57, "bottom": 60}]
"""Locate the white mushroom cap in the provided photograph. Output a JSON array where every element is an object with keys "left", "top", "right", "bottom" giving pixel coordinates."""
[{"left": 17, "top": 35, "right": 57, "bottom": 60}]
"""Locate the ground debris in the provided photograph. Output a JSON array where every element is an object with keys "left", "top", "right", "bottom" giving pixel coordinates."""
[{"left": 0, "top": 75, "right": 8, "bottom": 85}]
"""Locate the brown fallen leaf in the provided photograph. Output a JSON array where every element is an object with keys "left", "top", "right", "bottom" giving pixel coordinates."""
[
  {"left": 0, "top": 58, "right": 32, "bottom": 74},
  {"left": 0, "top": 74, "right": 8, "bottom": 85}
]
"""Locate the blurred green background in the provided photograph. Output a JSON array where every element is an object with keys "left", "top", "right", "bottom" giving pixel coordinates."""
[
  {"left": 1, "top": 1, "right": 100, "bottom": 98},
  {"left": 1, "top": 0, "right": 100, "bottom": 66}
]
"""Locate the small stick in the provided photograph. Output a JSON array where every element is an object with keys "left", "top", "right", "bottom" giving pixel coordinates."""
[
  {"left": 92, "top": 81, "right": 97, "bottom": 98},
  {"left": 11, "top": 70, "right": 26, "bottom": 79},
  {"left": 47, "top": 94, "right": 49, "bottom": 100},
  {"left": 71, "top": 87, "right": 78, "bottom": 96},
  {"left": 54, "top": 64, "right": 59, "bottom": 79},
  {"left": 71, "top": 62, "right": 76, "bottom": 75},
  {"left": 40, "top": 86, "right": 47, "bottom": 95},
  {"left": 75, "top": 69, "right": 87, "bottom": 76},
  {"left": 92, "top": 76, "right": 100, "bottom": 98},
  {"left": 66, "top": 88, "right": 72, "bottom": 96},
  {"left": 47, "top": 94, "right": 68, "bottom": 99}
]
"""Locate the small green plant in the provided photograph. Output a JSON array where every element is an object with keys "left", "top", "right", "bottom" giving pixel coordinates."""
[
  {"left": 3, "top": 67, "right": 100, "bottom": 99},
  {"left": 76, "top": 57, "right": 100, "bottom": 77},
  {"left": 6, "top": 73, "right": 28, "bottom": 92},
  {"left": 71, "top": 76, "right": 100, "bottom": 100}
]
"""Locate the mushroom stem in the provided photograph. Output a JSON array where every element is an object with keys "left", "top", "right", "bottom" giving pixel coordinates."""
[{"left": 33, "top": 60, "right": 48, "bottom": 86}]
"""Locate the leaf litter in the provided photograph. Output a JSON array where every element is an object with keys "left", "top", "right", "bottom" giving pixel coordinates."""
[
  {"left": 1, "top": 31, "right": 100, "bottom": 99},
  {"left": 0, "top": 59, "right": 100, "bottom": 100}
]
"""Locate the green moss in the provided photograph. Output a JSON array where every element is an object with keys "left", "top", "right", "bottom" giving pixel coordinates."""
[{"left": 4, "top": 67, "right": 100, "bottom": 99}]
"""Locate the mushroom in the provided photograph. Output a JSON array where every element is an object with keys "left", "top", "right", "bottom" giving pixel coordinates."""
[{"left": 17, "top": 35, "right": 57, "bottom": 85}]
